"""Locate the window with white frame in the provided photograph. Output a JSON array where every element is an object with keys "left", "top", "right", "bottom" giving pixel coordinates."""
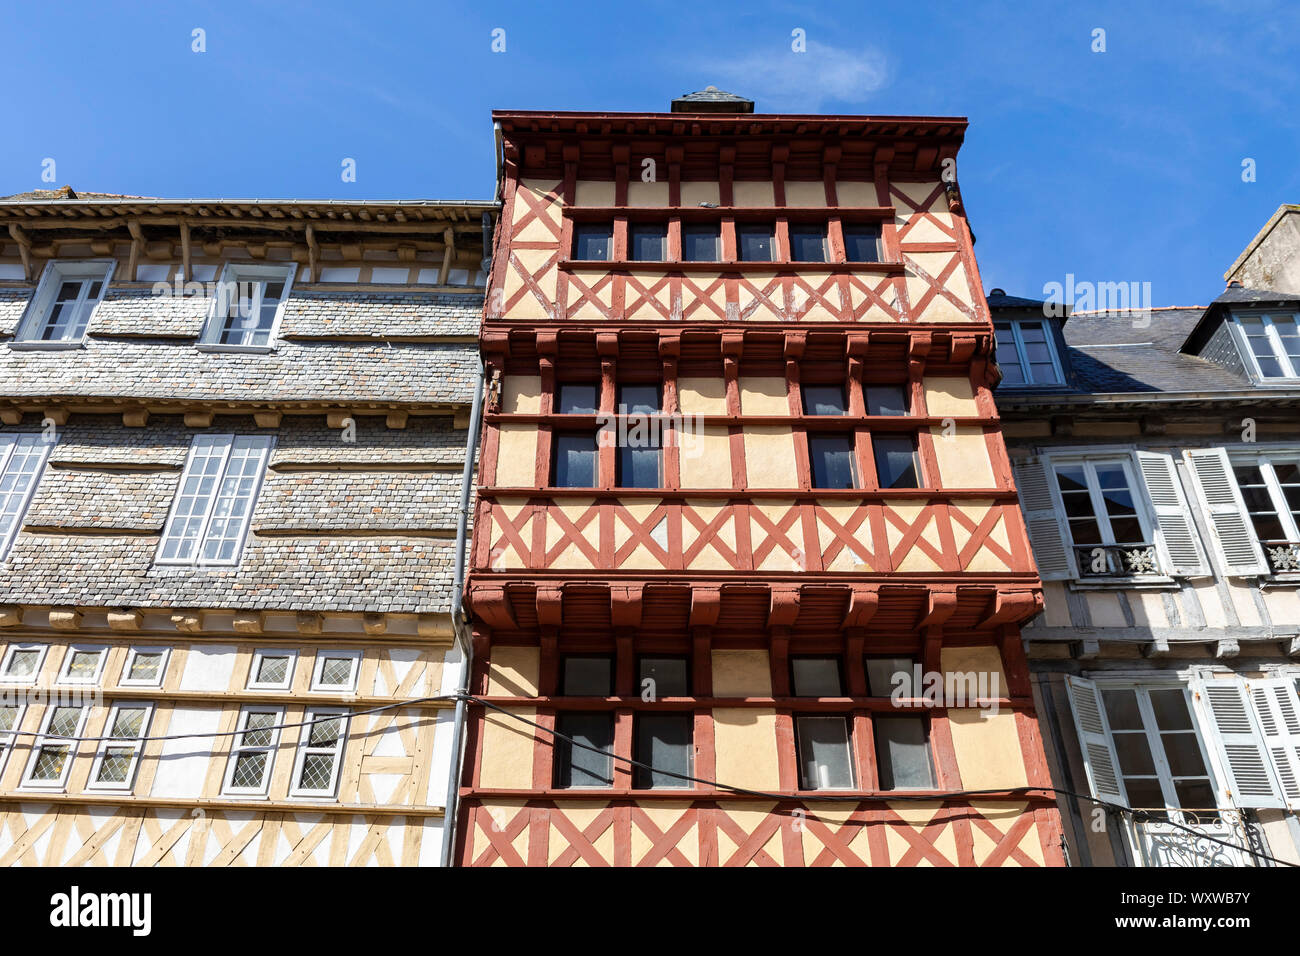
[
  {"left": 0, "top": 433, "right": 55, "bottom": 561},
  {"left": 1233, "top": 312, "right": 1300, "bottom": 381},
  {"left": 88, "top": 702, "right": 152, "bottom": 791},
  {"left": 223, "top": 706, "right": 284, "bottom": 795},
  {"left": 0, "top": 703, "right": 26, "bottom": 775},
  {"left": 120, "top": 647, "right": 169, "bottom": 687},
  {"left": 200, "top": 263, "right": 294, "bottom": 349},
  {"left": 57, "top": 646, "right": 107, "bottom": 684},
  {"left": 1, "top": 643, "right": 48, "bottom": 683},
  {"left": 290, "top": 709, "right": 348, "bottom": 797},
  {"left": 156, "top": 434, "right": 273, "bottom": 566},
  {"left": 994, "top": 319, "right": 1064, "bottom": 387},
  {"left": 311, "top": 650, "right": 361, "bottom": 692},
  {"left": 247, "top": 649, "right": 296, "bottom": 691},
  {"left": 21, "top": 704, "right": 88, "bottom": 788},
  {"left": 1185, "top": 447, "right": 1300, "bottom": 577},
  {"left": 13, "top": 260, "right": 114, "bottom": 346}
]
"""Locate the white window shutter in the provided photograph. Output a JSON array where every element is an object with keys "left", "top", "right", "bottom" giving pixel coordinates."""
[
  {"left": 1189, "top": 678, "right": 1285, "bottom": 809},
  {"left": 1132, "top": 451, "right": 1209, "bottom": 577},
  {"left": 1248, "top": 677, "right": 1300, "bottom": 808},
  {"left": 1064, "top": 676, "right": 1127, "bottom": 804},
  {"left": 1184, "top": 448, "right": 1267, "bottom": 576},
  {"left": 1013, "top": 457, "right": 1077, "bottom": 580}
]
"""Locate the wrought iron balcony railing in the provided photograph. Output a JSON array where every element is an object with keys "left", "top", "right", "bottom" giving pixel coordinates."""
[
  {"left": 1074, "top": 543, "right": 1161, "bottom": 578},
  {"left": 1261, "top": 540, "right": 1300, "bottom": 575}
]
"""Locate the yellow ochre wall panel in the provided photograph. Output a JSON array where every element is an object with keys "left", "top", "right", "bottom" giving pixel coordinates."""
[
  {"left": 712, "top": 649, "right": 772, "bottom": 696},
  {"left": 494, "top": 425, "right": 538, "bottom": 486},
  {"left": 712, "top": 708, "right": 780, "bottom": 791}
]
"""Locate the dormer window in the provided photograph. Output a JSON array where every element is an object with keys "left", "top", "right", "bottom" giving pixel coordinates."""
[
  {"left": 199, "top": 263, "right": 295, "bottom": 350},
  {"left": 13, "top": 260, "right": 114, "bottom": 347},
  {"left": 1235, "top": 312, "right": 1300, "bottom": 380},
  {"left": 994, "top": 319, "right": 1064, "bottom": 387}
]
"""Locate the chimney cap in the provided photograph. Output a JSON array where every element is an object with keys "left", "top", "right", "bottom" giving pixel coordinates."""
[{"left": 671, "top": 86, "right": 755, "bottom": 113}]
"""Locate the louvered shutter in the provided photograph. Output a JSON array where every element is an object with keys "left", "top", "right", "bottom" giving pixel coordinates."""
[
  {"left": 1133, "top": 451, "right": 1209, "bottom": 576},
  {"left": 1248, "top": 677, "right": 1300, "bottom": 808},
  {"left": 1013, "top": 457, "right": 1076, "bottom": 580},
  {"left": 1064, "top": 676, "right": 1127, "bottom": 803},
  {"left": 1189, "top": 677, "right": 1284, "bottom": 809},
  {"left": 1184, "top": 448, "right": 1268, "bottom": 576}
]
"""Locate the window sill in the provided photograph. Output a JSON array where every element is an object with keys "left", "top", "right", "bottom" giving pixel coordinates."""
[
  {"left": 1260, "top": 574, "right": 1300, "bottom": 589},
  {"left": 195, "top": 343, "right": 277, "bottom": 355},
  {"left": 1067, "top": 576, "right": 1180, "bottom": 591},
  {"left": 560, "top": 258, "right": 904, "bottom": 274},
  {"left": 7, "top": 339, "right": 86, "bottom": 351}
]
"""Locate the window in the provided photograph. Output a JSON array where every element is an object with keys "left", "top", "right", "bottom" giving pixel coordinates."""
[
  {"left": 809, "top": 434, "right": 858, "bottom": 489},
  {"left": 737, "top": 223, "right": 775, "bottom": 262},
  {"left": 557, "top": 383, "right": 598, "bottom": 415},
  {"left": 865, "top": 385, "right": 908, "bottom": 416},
  {"left": 629, "top": 224, "right": 666, "bottom": 262},
  {"left": 0, "top": 703, "right": 26, "bottom": 775},
  {"left": 311, "top": 650, "right": 361, "bottom": 692},
  {"left": 562, "top": 655, "right": 613, "bottom": 696},
  {"left": 682, "top": 224, "right": 720, "bottom": 262},
  {"left": 1234, "top": 312, "right": 1300, "bottom": 380},
  {"left": 291, "top": 709, "right": 348, "bottom": 796},
  {"left": 1053, "top": 458, "right": 1151, "bottom": 575},
  {"left": 865, "top": 657, "right": 917, "bottom": 698},
  {"left": 156, "top": 435, "right": 273, "bottom": 566},
  {"left": 223, "top": 707, "right": 283, "bottom": 794},
  {"left": 0, "top": 433, "right": 55, "bottom": 560},
  {"left": 120, "top": 647, "right": 169, "bottom": 687},
  {"left": 788, "top": 224, "right": 827, "bottom": 262},
  {"left": 873, "top": 435, "right": 920, "bottom": 489},
  {"left": 22, "top": 704, "right": 88, "bottom": 788},
  {"left": 638, "top": 656, "right": 690, "bottom": 698},
  {"left": 553, "top": 432, "right": 598, "bottom": 487},
  {"left": 1231, "top": 454, "right": 1300, "bottom": 548},
  {"left": 874, "top": 717, "right": 936, "bottom": 790},
  {"left": 248, "top": 649, "right": 297, "bottom": 690},
  {"left": 843, "top": 224, "right": 881, "bottom": 263},
  {"left": 14, "top": 260, "right": 113, "bottom": 345},
  {"left": 791, "top": 657, "right": 844, "bottom": 697},
  {"left": 58, "top": 646, "right": 106, "bottom": 684},
  {"left": 201, "top": 263, "right": 294, "bottom": 349},
  {"left": 573, "top": 223, "right": 613, "bottom": 261},
  {"left": 616, "top": 383, "right": 661, "bottom": 489},
  {"left": 634, "top": 713, "right": 693, "bottom": 789},
  {"left": 1, "top": 643, "right": 47, "bottom": 683},
  {"left": 995, "top": 320, "right": 1064, "bottom": 387},
  {"left": 796, "top": 717, "right": 855, "bottom": 790},
  {"left": 802, "top": 385, "right": 846, "bottom": 416},
  {"left": 88, "top": 703, "right": 152, "bottom": 791},
  {"left": 554, "top": 713, "right": 615, "bottom": 788}
]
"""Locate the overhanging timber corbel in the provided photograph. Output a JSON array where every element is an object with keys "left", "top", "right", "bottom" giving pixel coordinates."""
[{"left": 7, "top": 223, "right": 32, "bottom": 279}]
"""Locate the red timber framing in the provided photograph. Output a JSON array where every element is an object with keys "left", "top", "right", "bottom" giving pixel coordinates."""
[{"left": 458, "top": 108, "right": 1064, "bottom": 866}]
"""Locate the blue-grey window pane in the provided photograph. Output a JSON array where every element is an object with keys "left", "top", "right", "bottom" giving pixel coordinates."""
[
  {"left": 802, "top": 385, "right": 846, "bottom": 415},
  {"left": 797, "top": 716, "right": 855, "bottom": 790},
  {"left": 809, "top": 434, "right": 857, "bottom": 489},
  {"left": 682, "top": 224, "right": 720, "bottom": 262},
  {"left": 843, "top": 225, "right": 881, "bottom": 262},
  {"left": 554, "top": 713, "right": 614, "bottom": 788},
  {"left": 553, "top": 433, "right": 597, "bottom": 487},
  {"left": 791, "top": 657, "right": 843, "bottom": 697},
  {"left": 558, "top": 384, "right": 598, "bottom": 414},
  {"left": 618, "top": 445, "right": 661, "bottom": 488},
  {"left": 789, "top": 224, "right": 827, "bottom": 262},
  {"left": 865, "top": 657, "right": 917, "bottom": 697},
  {"left": 865, "top": 385, "right": 908, "bottom": 416},
  {"left": 629, "top": 224, "right": 666, "bottom": 261},
  {"left": 634, "top": 713, "right": 693, "bottom": 789},
  {"left": 874, "top": 717, "right": 935, "bottom": 790},
  {"left": 573, "top": 224, "right": 612, "bottom": 261},
  {"left": 618, "top": 385, "right": 660, "bottom": 415},
  {"left": 638, "top": 657, "right": 690, "bottom": 697},
  {"left": 873, "top": 436, "right": 919, "bottom": 489},
  {"left": 562, "top": 656, "right": 613, "bottom": 696},
  {"left": 738, "top": 224, "right": 774, "bottom": 262}
]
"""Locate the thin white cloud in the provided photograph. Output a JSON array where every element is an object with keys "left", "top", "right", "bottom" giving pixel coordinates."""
[{"left": 706, "top": 40, "right": 890, "bottom": 111}]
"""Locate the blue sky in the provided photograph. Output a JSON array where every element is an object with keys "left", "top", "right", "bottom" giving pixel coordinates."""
[{"left": 2, "top": 0, "right": 1296, "bottom": 307}]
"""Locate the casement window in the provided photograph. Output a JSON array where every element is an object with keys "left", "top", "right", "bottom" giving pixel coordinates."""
[
  {"left": 809, "top": 434, "right": 858, "bottom": 489},
  {"left": 737, "top": 223, "right": 775, "bottom": 262},
  {"left": 156, "top": 434, "right": 273, "bottom": 566},
  {"left": 865, "top": 656, "right": 918, "bottom": 698},
  {"left": 21, "top": 704, "right": 89, "bottom": 789},
  {"left": 1, "top": 643, "right": 47, "bottom": 684},
  {"left": 13, "top": 260, "right": 113, "bottom": 346},
  {"left": 572, "top": 223, "right": 613, "bottom": 261},
  {"left": 1232, "top": 312, "right": 1300, "bottom": 381},
  {"left": 555, "top": 655, "right": 615, "bottom": 789},
  {"left": 788, "top": 223, "right": 828, "bottom": 263},
  {"left": 311, "top": 650, "right": 361, "bottom": 692},
  {"left": 629, "top": 223, "right": 667, "bottom": 262},
  {"left": 842, "top": 224, "right": 882, "bottom": 263},
  {"left": 557, "top": 382, "right": 599, "bottom": 415},
  {"left": 1182, "top": 447, "right": 1300, "bottom": 577},
  {"left": 637, "top": 656, "right": 689, "bottom": 698},
  {"left": 682, "top": 224, "right": 720, "bottom": 262},
  {"left": 994, "top": 319, "right": 1064, "bottom": 387},
  {"left": 247, "top": 648, "right": 297, "bottom": 691},
  {"left": 874, "top": 716, "right": 936, "bottom": 790},
  {"left": 552, "top": 432, "right": 598, "bottom": 487},
  {"left": 802, "top": 385, "right": 847, "bottom": 416},
  {"left": 873, "top": 435, "right": 920, "bottom": 489},
  {"left": 290, "top": 709, "right": 348, "bottom": 797},
  {"left": 791, "top": 657, "right": 846, "bottom": 698},
  {"left": 1014, "top": 451, "right": 1207, "bottom": 581},
  {"left": 88, "top": 703, "right": 152, "bottom": 791},
  {"left": 120, "top": 647, "right": 169, "bottom": 687},
  {"left": 864, "top": 385, "right": 908, "bottom": 416},
  {"left": 57, "top": 646, "right": 107, "bottom": 684},
  {"left": 0, "top": 432, "right": 55, "bottom": 561},
  {"left": 633, "top": 713, "right": 693, "bottom": 789},
  {"left": 791, "top": 656, "right": 855, "bottom": 791},
  {"left": 223, "top": 707, "right": 284, "bottom": 795},
  {"left": 0, "top": 703, "right": 26, "bottom": 775},
  {"left": 199, "top": 263, "right": 294, "bottom": 350},
  {"left": 615, "top": 383, "right": 662, "bottom": 489}
]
